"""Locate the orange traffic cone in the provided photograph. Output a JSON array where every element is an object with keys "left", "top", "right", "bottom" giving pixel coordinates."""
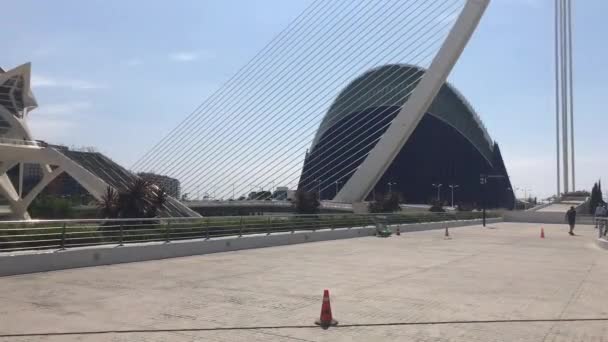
[
  {"left": 444, "top": 226, "right": 451, "bottom": 240},
  {"left": 396, "top": 227, "right": 401, "bottom": 236},
  {"left": 315, "top": 289, "right": 338, "bottom": 329},
  {"left": 540, "top": 227, "right": 545, "bottom": 239}
]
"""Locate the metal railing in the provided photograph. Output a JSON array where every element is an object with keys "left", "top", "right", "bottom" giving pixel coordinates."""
[{"left": 0, "top": 212, "right": 495, "bottom": 253}]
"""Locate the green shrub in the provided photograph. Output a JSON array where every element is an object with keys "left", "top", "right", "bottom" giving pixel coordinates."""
[
  {"left": 429, "top": 200, "right": 445, "bottom": 212},
  {"left": 293, "top": 191, "right": 320, "bottom": 214},
  {"left": 29, "top": 196, "right": 75, "bottom": 219},
  {"left": 369, "top": 192, "right": 401, "bottom": 213}
]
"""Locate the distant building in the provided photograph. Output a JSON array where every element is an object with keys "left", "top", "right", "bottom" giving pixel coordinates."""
[
  {"left": 21, "top": 148, "right": 90, "bottom": 199},
  {"left": 138, "top": 172, "right": 180, "bottom": 198},
  {"left": 13, "top": 163, "right": 90, "bottom": 203},
  {"left": 272, "top": 186, "right": 289, "bottom": 200},
  {"left": 299, "top": 64, "right": 514, "bottom": 208}
]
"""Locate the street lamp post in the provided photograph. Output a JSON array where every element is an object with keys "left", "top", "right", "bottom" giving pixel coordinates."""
[
  {"left": 270, "top": 181, "right": 275, "bottom": 200},
  {"left": 515, "top": 187, "right": 532, "bottom": 209},
  {"left": 388, "top": 181, "right": 397, "bottom": 194},
  {"left": 432, "top": 183, "right": 443, "bottom": 202},
  {"left": 507, "top": 187, "right": 516, "bottom": 210},
  {"left": 480, "top": 174, "right": 506, "bottom": 226},
  {"left": 448, "top": 184, "right": 459, "bottom": 208},
  {"left": 316, "top": 179, "right": 322, "bottom": 200},
  {"left": 480, "top": 175, "right": 487, "bottom": 226}
]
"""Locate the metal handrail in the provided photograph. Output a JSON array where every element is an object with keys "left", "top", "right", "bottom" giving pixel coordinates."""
[
  {"left": 0, "top": 212, "right": 497, "bottom": 252},
  {"left": 0, "top": 213, "right": 370, "bottom": 225}
]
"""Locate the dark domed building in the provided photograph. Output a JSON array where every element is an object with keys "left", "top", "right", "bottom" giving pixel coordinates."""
[{"left": 298, "top": 64, "right": 514, "bottom": 208}]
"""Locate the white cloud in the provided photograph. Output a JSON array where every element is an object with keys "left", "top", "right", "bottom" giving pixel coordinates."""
[
  {"left": 169, "top": 50, "right": 213, "bottom": 63},
  {"left": 68, "top": 80, "right": 104, "bottom": 90},
  {"left": 37, "top": 102, "right": 92, "bottom": 116},
  {"left": 123, "top": 58, "right": 143, "bottom": 67},
  {"left": 28, "top": 102, "right": 92, "bottom": 142},
  {"left": 31, "top": 75, "right": 59, "bottom": 87},
  {"left": 169, "top": 52, "right": 199, "bottom": 62},
  {"left": 31, "top": 75, "right": 105, "bottom": 90}
]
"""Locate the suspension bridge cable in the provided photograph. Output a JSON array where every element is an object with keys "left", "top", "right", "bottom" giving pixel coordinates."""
[
  {"left": 169, "top": 0, "right": 454, "bottom": 194},
  {"left": 158, "top": 0, "right": 436, "bottom": 183},
  {"left": 143, "top": 0, "right": 383, "bottom": 176},
  {"left": 180, "top": 5, "right": 456, "bottom": 199},
  {"left": 133, "top": 0, "right": 354, "bottom": 172},
  {"left": 182, "top": 2, "right": 460, "bottom": 198},
  {"left": 132, "top": 0, "right": 331, "bottom": 170},
  {"left": 133, "top": 0, "right": 464, "bottom": 200}
]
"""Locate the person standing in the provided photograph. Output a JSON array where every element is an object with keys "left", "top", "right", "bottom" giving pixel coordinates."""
[
  {"left": 602, "top": 204, "right": 608, "bottom": 236},
  {"left": 594, "top": 204, "right": 603, "bottom": 229},
  {"left": 600, "top": 205, "right": 608, "bottom": 232},
  {"left": 566, "top": 206, "right": 577, "bottom": 236},
  {"left": 604, "top": 205, "right": 608, "bottom": 237}
]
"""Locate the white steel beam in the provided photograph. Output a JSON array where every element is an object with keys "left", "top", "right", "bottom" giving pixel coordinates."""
[
  {"left": 334, "top": 0, "right": 490, "bottom": 203},
  {"left": 560, "top": 0, "right": 569, "bottom": 193},
  {"left": 567, "top": 0, "right": 575, "bottom": 191},
  {"left": 554, "top": 0, "right": 561, "bottom": 198}
]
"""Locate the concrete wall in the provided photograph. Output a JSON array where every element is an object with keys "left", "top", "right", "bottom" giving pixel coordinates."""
[
  {"left": 527, "top": 202, "right": 553, "bottom": 212},
  {"left": 504, "top": 211, "right": 594, "bottom": 225},
  {"left": 0, "top": 217, "right": 501, "bottom": 277}
]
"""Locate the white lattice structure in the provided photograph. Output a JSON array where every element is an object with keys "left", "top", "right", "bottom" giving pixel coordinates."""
[{"left": 0, "top": 63, "right": 198, "bottom": 219}]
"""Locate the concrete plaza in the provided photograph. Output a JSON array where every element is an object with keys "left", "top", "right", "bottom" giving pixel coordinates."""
[{"left": 0, "top": 222, "right": 606, "bottom": 341}]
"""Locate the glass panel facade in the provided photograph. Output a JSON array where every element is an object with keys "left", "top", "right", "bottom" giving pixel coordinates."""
[
  {"left": 0, "top": 75, "right": 26, "bottom": 118},
  {"left": 300, "top": 64, "right": 514, "bottom": 208}
]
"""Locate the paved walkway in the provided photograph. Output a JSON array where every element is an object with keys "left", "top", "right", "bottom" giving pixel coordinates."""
[
  {"left": 536, "top": 203, "right": 577, "bottom": 212},
  {"left": 0, "top": 222, "right": 606, "bottom": 341}
]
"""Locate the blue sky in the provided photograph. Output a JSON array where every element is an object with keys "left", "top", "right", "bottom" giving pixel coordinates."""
[{"left": 3, "top": 0, "right": 607, "bottom": 199}]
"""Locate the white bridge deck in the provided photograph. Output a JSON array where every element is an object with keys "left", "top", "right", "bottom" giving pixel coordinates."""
[{"left": 0, "top": 222, "right": 606, "bottom": 341}]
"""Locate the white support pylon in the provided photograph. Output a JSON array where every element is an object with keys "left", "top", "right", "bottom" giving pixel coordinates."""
[{"left": 334, "top": 0, "right": 491, "bottom": 203}]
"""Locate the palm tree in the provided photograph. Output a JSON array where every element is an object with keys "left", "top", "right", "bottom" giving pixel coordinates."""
[
  {"left": 293, "top": 190, "right": 320, "bottom": 214},
  {"left": 96, "top": 180, "right": 168, "bottom": 219},
  {"left": 147, "top": 186, "right": 168, "bottom": 218},
  {"left": 119, "top": 179, "right": 153, "bottom": 218},
  {"left": 97, "top": 186, "right": 119, "bottom": 218},
  {"left": 369, "top": 192, "right": 401, "bottom": 213}
]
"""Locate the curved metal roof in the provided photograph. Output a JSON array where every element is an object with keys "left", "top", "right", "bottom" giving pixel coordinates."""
[{"left": 311, "top": 64, "right": 494, "bottom": 162}]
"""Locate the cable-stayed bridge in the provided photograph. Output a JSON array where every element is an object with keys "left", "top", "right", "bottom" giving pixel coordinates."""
[
  {"left": 1, "top": 0, "right": 500, "bottom": 219},
  {"left": 130, "top": 0, "right": 489, "bottom": 203}
]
